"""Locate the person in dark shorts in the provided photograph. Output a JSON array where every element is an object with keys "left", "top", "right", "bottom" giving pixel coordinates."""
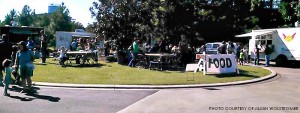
[
  {"left": 40, "top": 30, "right": 47, "bottom": 63},
  {"left": 14, "top": 41, "right": 35, "bottom": 93},
  {"left": 0, "top": 34, "right": 12, "bottom": 82}
]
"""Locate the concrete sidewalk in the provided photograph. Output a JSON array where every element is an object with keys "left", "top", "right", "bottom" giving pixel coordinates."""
[{"left": 33, "top": 65, "right": 277, "bottom": 89}]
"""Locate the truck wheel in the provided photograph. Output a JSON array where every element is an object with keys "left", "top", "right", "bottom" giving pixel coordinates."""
[{"left": 276, "top": 55, "right": 288, "bottom": 66}]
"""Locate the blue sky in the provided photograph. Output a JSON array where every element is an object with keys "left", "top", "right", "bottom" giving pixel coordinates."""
[{"left": 0, "top": 0, "right": 97, "bottom": 27}]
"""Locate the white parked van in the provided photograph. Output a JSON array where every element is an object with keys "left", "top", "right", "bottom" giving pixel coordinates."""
[
  {"left": 236, "top": 27, "right": 300, "bottom": 66},
  {"left": 205, "top": 42, "right": 222, "bottom": 54},
  {"left": 205, "top": 42, "right": 239, "bottom": 54}
]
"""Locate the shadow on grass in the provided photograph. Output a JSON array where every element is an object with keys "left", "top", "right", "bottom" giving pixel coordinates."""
[
  {"left": 34, "top": 63, "right": 47, "bottom": 66},
  {"left": 67, "top": 63, "right": 104, "bottom": 68},
  {"left": 214, "top": 69, "right": 260, "bottom": 78},
  {"left": 52, "top": 63, "right": 109, "bottom": 68}
]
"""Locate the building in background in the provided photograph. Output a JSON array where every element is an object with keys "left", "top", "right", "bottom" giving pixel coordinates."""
[{"left": 48, "top": 4, "right": 59, "bottom": 14}]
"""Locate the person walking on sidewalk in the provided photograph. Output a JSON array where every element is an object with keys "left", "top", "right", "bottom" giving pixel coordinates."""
[
  {"left": 14, "top": 41, "right": 35, "bottom": 93},
  {"left": 2, "top": 59, "right": 12, "bottom": 96},
  {"left": 254, "top": 44, "right": 260, "bottom": 65},
  {"left": 264, "top": 45, "right": 273, "bottom": 67}
]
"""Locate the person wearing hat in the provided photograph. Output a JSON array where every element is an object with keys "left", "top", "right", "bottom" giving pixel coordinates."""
[
  {"left": 14, "top": 41, "right": 35, "bottom": 93},
  {"left": 40, "top": 30, "right": 47, "bottom": 63},
  {"left": 0, "top": 34, "right": 12, "bottom": 82}
]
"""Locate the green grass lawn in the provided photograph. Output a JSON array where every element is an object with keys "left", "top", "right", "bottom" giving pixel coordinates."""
[{"left": 31, "top": 58, "right": 271, "bottom": 85}]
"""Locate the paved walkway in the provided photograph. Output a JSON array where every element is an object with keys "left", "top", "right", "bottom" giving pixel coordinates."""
[
  {"left": 1, "top": 63, "right": 299, "bottom": 113},
  {"left": 117, "top": 65, "right": 300, "bottom": 113}
]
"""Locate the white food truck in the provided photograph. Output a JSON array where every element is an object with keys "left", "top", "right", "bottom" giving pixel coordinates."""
[
  {"left": 56, "top": 31, "right": 96, "bottom": 50},
  {"left": 236, "top": 27, "right": 300, "bottom": 66}
]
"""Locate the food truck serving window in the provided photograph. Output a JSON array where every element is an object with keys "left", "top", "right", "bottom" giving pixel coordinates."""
[
  {"left": 261, "top": 40, "right": 266, "bottom": 45},
  {"left": 267, "top": 40, "right": 272, "bottom": 45}
]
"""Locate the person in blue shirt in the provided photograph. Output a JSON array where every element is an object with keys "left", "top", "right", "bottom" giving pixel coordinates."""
[
  {"left": 2, "top": 59, "right": 12, "bottom": 96},
  {"left": 71, "top": 39, "right": 78, "bottom": 51},
  {"left": 14, "top": 41, "right": 35, "bottom": 93},
  {"left": 26, "top": 37, "right": 35, "bottom": 50}
]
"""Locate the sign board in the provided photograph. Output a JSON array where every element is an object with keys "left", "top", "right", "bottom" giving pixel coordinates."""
[
  {"left": 206, "top": 54, "right": 238, "bottom": 74},
  {"left": 195, "top": 54, "right": 202, "bottom": 60},
  {"left": 194, "top": 55, "right": 206, "bottom": 74},
  {"left": 185, "top": 64, "right": 198, "bottom": 72},
  {"left": 194, "top": 54, "right": 238, "bottom": 75}
]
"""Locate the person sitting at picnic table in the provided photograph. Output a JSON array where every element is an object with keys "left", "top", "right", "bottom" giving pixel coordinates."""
[
  {"left": 71, "top": 39, "right": 78, "bottom": 51},
  {"left": 58, "top": 46, "right": 68, "bottom": 66},
  {"left": 148, "top": 42, "right": 159, "bottom": 53},
  {"left": 158, "top": 38, "right": 167, "bottom": 53}
]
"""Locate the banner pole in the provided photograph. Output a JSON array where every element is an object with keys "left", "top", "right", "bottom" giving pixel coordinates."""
[{"left": 203, "top": 54, "right": 206, "bottom": 75}]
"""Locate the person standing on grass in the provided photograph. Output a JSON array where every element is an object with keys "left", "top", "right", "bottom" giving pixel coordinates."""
[
  {"left": 128, "top": 38, "right": 139, "bottom": 67},
  {"left": 254, "top": 44, "right": 260, "bottom": 65},
  {"left": 237, "top": 44, "right": 241, "bottom": 60},
  {"left": 40, "top": 30, "right": 47, "bottom": 63},
  {"left": 218, "top": 41, "right": 227, "bottom": 54},
  {"left": 128, "top": 47, "right": 135, "bottom": 67},
  {"left": 26, "top": 37, "right": 35, "bottom": 50},
  {"left": 14, "top": 41, "right": 35, "bottom": 93},
  {"left": 0, "top": 34, "right": 12, "bottom": 83},
  {"left": 239, "top": 50, "right": 245, "bottom": 65},
  {"left": 242, "top": 46, "right": 249, "bottom": 63},
  {"left": 2, "top": 59, "right": 12, "bottom": 96}
]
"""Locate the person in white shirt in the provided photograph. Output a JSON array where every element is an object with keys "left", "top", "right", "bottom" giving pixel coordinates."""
[
  {"left": 59, "top": 46, "right": 67, "bottom": 66},
  {"left": 227, "top": 41, "right": 235, "bottom": 54}
]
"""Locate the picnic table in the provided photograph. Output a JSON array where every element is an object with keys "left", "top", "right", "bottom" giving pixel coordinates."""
[
  {"left": 66, "top": 51, "right": 97, "bottom": 65},
  {"left": 144, "top": 53, "right": 175, "bottom": 70}
]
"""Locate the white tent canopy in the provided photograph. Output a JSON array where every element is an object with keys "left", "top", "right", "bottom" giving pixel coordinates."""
[{"left": 235, "top": 30, "right": 275, "bottom": 38}]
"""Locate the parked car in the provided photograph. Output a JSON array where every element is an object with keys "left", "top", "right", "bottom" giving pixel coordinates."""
[
  {"left": 205, "top": 42, "right": 222, "bottom": 54},
  {"left": 204, "top": 42, "right": 240, "bottom": 54}
]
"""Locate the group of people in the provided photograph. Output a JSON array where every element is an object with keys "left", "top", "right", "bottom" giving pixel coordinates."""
[
  {"left": 70, "top": 38, "right": 98, "bottom": 51},
  {"left": 0, "top": 30, "right": 46, "bottom": 96},
  {"left": 216, "top": 41, "right": 272, "bottom": 67},
  {"left": 127, "top": 38, "right": 195, "bottom": 68},
  {"left": 57, "top": 38, "right": 98, "bottom": 66},
  {"left": 254, "top": 44, "right": 273, "bottom": 67},
  {"left": 216, "top": 41, "right": 247, "bottom": 65},
  {"left": 0, "top": 34, "right": 38, "bottom": 96}
]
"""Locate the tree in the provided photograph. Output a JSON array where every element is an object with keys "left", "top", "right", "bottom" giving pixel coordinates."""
[
  {"left": 34, "top": 13, "right": 51, "bottom": 27},
  {"left": 89, "top": 0, "right": 299, "bottom": 48},
  {"left": 90, "top": 0, "right": 136, "bottom": 49},
  {"left": 85, "top": 23, "right": 96, "bottom": 33},
  {"left": 48, "top": 2, "right": 73, "bottom": 35},
  {"left": 71, "top": 21, "right": 84, "bottom": 31},
  {"left": 2, "top": 9, "right": 18, "bottom": 25},
  {"left": 18, "top": 5, "right": 35, "bottom": 26},
  {"left": 36, "top": 2, "right": 74, "bottom": 47}
]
